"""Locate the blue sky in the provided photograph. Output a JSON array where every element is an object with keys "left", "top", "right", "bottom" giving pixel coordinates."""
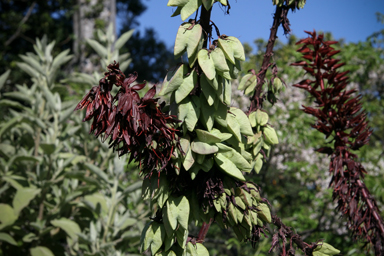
[{"left": 122, "top": 0, "right": 384, "bottom": 50}]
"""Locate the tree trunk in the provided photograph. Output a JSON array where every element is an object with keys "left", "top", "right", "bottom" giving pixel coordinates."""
[{"left": 72, "top": 0, "right": 116, "bottom": 73}]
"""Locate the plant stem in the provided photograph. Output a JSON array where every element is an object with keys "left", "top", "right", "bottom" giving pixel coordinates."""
[
  {"left": 199, "top": 6, "right": 212, "bottom": 49},
  {"left": 197, "top": 218, "right": 213, "bottom": 243},
  {"left": 249, "top": 6, "right": 283, "bottom": 112}
]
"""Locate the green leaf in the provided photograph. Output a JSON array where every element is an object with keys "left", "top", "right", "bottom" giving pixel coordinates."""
[
  {"left": 171, "top": 6, "right": 182, "bottom": 17},
  {"left": 255, "top": 110, "right": 269, "bottom": 126},
  {"left": 0, "top": 70, "right": 11, "bottom": 91},
  {"left": 86, "top": 39, "right": 107, "bottom": 57},
  {"left": 314, "top": 242, "right": 340, "bottom": 255},
  {"left": 51, "top": 49, "right": 72, "bottom": 71},
  {"left": 175, "top": 70, "right": 196, "bottom": 103},
  {"left": 160, "top": 64, "right": 185, "bottom": 96},
  {"left": 180, "top": 0, "right": 201, "bottom": 21},
  {"left": 176, "top": 226, "right": 188, "bottom": 248},
  {"left": 211, "top": 47, "right": 229, "bottom": 72},
  {"left": 227, "top": 114, "right": 242, "bottom": 142},
  {"left": 257, "top": 203, "right": 271, "bottom": 223},
  {"left": 214, "top": 153, "right": 245, "bottom": 181},
  {"left": 218, "top": 38, "right": 235, "bottom": 64},
  {"left": 115, "top": 29, "right": 134, "bottom": 50},
  {"left": 202, "top": 0, "right": 214, "bottom": 10},
  {"left": 16, "top": 63, "right": 39, "bottom": 78},
  {"left": 191, "top": 140, "right": 219, "bottom": 155},
  {"left": 0, "top": 232, "right": 17, "bottom": 245},
  {"left": 210, "top": 128, "right": 232, "bottom": 141},
  {"left": 40, "top": 143, "right": 56, "bottom": 155},
  {"left": 198, "top": 49, "right": 216, "bottom": 80},
  {"left": 149, "top": 222, "right": 166, "bottom": 255},
  {"left": 253, "top": 154, "right": 263, "bottom": 174},
  {"left": 219, "top": 0, "right": 227, "bottom": 5},
  {"left": 0, "top": 204, "right": 18, "bottom": 229},
  {"left": 195, "top": 129, "right": 222, "bottom": 144},
  {"left": 167, "top": 0, "right": 189, "bottom": 6},
  {"left": 214, "top": 102, "right": 228, "bottom": 127},
  {"left": 84, "top": 163, "right": 109, "bottom": 183},
  {"left": 200, "top": 73, "right": 216, "bottom": 106},
  {"left": 30, "top": 246, "right": 54, "bottom": 256},
  {"left": 13, "top": 187, "right": 41, "bottom": 215},
  {"left": 51, "top": 218, "right": 81, "bottom": 240},
  {"left": 166, "top": 196, "right": 190, "bottom": 230},
  {"left": 185, "top": 242, "right": 198, "bottom": 256},
  {"left": 263, "top": 125, "right": 279, "bottom": 145},
  {"left": 183, "top": 147, "right": 195, "bottom": 171},
  {"left": 223, "top": 78, "right": 231, "bottom": 105},
  {"left": 200, "top": 97, "right": 214, "bottom": 131},
  {"left": 226, "top": 36, "right": 245, "bottom": 61},
  {"left": 238, "top": 73, "right": 256, "bottom": 90},
  {"left": 174, "top": 23, "right": 202, "bottom": 58},
  {"left": 230, "top": 107, "right": 254, "bottom": 136},
  {"left": 217, "top": 144, "right": 252, "bottom": 172}
]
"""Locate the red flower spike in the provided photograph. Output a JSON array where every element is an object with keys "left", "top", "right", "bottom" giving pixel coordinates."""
[
  {"left": 292, "top": 31, "right": 384, "bottom": 254},
  {"left": 75, "top": 62, "right": 181, "bottom": 177}
]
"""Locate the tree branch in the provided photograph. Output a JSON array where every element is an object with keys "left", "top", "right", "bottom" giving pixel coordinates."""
[
  {"left": 249, "top": 6, "right": 283, "bottom": 112},
  {"left": 5, "top": 2, "right": 36, "bottom": 46}
]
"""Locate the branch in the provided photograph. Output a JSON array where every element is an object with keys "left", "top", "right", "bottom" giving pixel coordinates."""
[
  {"left": 249, "top": 6, "right": 283, "bottom": 112},
  {"left": 271, "top": 215, "right": 317, "bottom": 255},
  {"left": 5, "top": 2, "right": 36, "bottom": 46}
]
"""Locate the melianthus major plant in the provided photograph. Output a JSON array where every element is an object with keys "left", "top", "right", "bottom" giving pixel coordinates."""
[{"left": 75, "top": 1, "right": 383, "bottom": 255}]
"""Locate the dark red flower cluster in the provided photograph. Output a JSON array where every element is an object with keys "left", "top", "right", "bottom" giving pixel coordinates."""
[
  {"left": 75, "top": 62, "right": 181, "bottom": 174},
  {"left": 292, "top": 31, "right": 384, "bottom": 254}
]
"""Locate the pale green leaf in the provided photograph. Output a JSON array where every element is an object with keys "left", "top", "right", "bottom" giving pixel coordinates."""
[
  {"left": 213, "top": 102, "right": 228, "bottom": 127},
  {"left": 210, "top": 128, "right": 232, "bottom": 141},
  {"left": 200, "top": 73, "right": 216, "bottom": 106},
  {"left": 219, "top": 0, "right": 227, "bottom": 5},
  {"left": 167, "top": 0, "right": 189, "bottom": 6},
  {"left": 227, "top": 114, "right": 242, "bottom": 141},
  {"left": 115, "top": 29, "right": 134, "bottom": 50},
  {"left": 238, "top": 73, "right": 256, "bottom": 90},
  {"left": 16, "top": 63, "right": 38, "bottom": 78},
  {"left": 0, "top": 70, "right": 11, "bottom": 91},
  {"left": 202, "top": 0, "right": 214, "bottom": 10},
  {"left": 86, "top": 39, "right": 107, "bottom": 57},
  {"left": 180, "top": 0, "right": 201, "bottom": 21},
  {"left": 183, "top": 147, "right": 195, "bottom": 171},
  {"left": 257, "top": 203, "right": 271, "bottom": 223},
  {"left": 175, "top": 70, "right": 196, "bottom": 103},
  {"left": 263, "top": 125, "right": 279, "bottom": 145},
  {"left": 218, "top": 38, "right": 235, "bottom": 64},
  {"left": 13, "top": 187, "right": 41, "bottom": 215},
  {"left": 198, "top": 49, "right": 216, "bottom": 80},
  {"left": 255, "top": 110, "right": 269, "bottom": 126},
  {"left": 30, "top": 246, "right": 54, "bottom": 256},
  {"left": 51, "top": 49, "right": 72, "bottom": 71},
  {"left": 191, "top": 140, "right": 219, "bottom": 155},
  {"left": 51, "top": 218, "right": 81, "bottom": 239},
  {"left": 195, "top": 129, "right": 222, "bottom": 144},
  {"left": 214, "top": 153, "right": 245, "bottom": 181},
  {"left": 0, "top": 232, "right": 17, "bottom": 245},
  {"left": 223, "top": 78, "right": 231, "bottom": 105},
  {"left": 227, "top": 36, "right": 245, "bottom": 61},
  {"left": 216, "top": 144, "right": 252, "bottom": 172},
  {"left": 174, "top": 23, "right": 202, "bottom": 58},
  {"left": 253, "top": 154, "right": 263, "bottom": 174},
  {"left": 230, "top": 107, "right": 254, "bottom": 136},
  {"left": 84, "top": 162, "right": 109, "bottom": 183},
  {"left": 211, "top": 47, "right": 229, "bottom": 72},
  {"left": 160, "top": 64, "right": 185, "bottom": 96},
  {"left": 167, "top": 196, "right": 190, "bottom": 230},
  {"left": 0, "top": 204, "right": 18, "bottom": 229},
  {"left": 200, "top": 97, "right": 214, "bottom": 131},
  {"left": 314, "top": 242, "right": 340, "bottom": 255}
]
